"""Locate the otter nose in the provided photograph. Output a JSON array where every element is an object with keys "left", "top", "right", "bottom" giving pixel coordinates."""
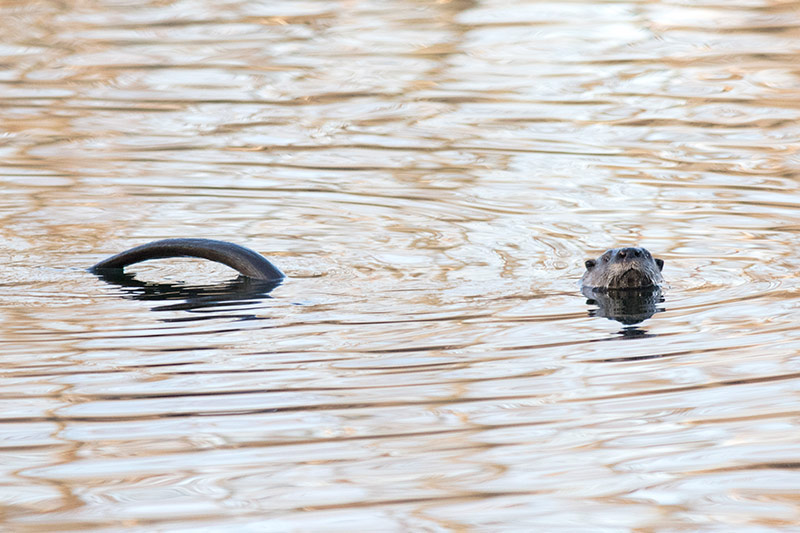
[{"left": 617, "top": 248, "right": 642, "bottom": 259}]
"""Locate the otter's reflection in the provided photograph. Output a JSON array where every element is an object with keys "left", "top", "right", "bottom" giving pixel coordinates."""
[
  {"left": 581, "top": 286, "right": 665, "bottom": 325},
  {"left": 93, "top": 269, "right": 282, "bottom": 321}
]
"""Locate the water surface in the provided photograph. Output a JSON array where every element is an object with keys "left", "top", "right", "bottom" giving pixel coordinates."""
[{"left": 2, "top": 0, "right": 800, "bottom": 530}]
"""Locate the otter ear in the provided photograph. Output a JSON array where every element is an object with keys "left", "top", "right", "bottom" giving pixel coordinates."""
[
  {"left": 655, "top": 258, "right": 664, "bottom": 271},
  {"left": 585, "top": 259, "right": 596, "bottom": 269}
]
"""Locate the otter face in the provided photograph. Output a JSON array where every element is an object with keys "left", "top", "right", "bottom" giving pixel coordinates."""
[{"left": 581, "top": 247, "right": 664, "bottom": 290}]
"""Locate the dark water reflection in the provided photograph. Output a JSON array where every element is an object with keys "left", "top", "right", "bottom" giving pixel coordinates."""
[
  {"left": 92, "top": 270, "right": 282, "bottom": 318},
  {"left": 2, "top": 0, "right": 800, "bottom": 530},
  {"left": 582, "top": 286, "right": 665, "bottom": 325}
]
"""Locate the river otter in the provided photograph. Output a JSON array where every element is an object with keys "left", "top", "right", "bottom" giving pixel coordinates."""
[
  {"left": 91, "top": 240, "right": 662, "bottom": 291},
  {"left": 90, "top": 238, "right": 285, "bottom": 281},
  {"left": 580, "top": 247, "right": 664, "bottom": 290}
]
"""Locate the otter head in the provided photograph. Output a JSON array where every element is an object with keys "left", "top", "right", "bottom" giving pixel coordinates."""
[{"left": 580, "top": 247, "right": 664, "bottom": 290}]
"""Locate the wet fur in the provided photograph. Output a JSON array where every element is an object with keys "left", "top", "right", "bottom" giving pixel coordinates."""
[
  {"left": 90, "top": 238, "right": 285, "bottom": 281},
  {"left": 580, "top": 247, "right": 664, "bottom": 290}
]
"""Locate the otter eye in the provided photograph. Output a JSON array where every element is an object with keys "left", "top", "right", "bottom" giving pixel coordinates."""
[
  {"left": 585, "top": 259, "right": 596, "bottom": 269},
  {"left": 618, "top": 250, "right": 626, "bottom": 258},
  {"left": 656, "top": 258, "right": 664, "bottom": 271}
]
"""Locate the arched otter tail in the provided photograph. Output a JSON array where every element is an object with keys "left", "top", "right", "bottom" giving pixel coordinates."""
[{"left": 90, "top": 238, "right": 285, "bottom": 281}]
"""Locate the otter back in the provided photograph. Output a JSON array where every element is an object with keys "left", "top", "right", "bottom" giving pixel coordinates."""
[{"left": 90, "top": 238, "right": 285, "bottom": 281}]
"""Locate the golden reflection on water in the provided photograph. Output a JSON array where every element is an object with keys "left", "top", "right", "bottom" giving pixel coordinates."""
[{"left": 2, "top": 0, "right": 800, "bottom": 530}]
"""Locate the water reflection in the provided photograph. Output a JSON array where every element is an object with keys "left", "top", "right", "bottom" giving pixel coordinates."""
[
  {"left": 581, "top": 286, "right": 665, "bottom": 326},
  {"left": 92, "top": 269, "right": 282, "bottom": 319}
]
